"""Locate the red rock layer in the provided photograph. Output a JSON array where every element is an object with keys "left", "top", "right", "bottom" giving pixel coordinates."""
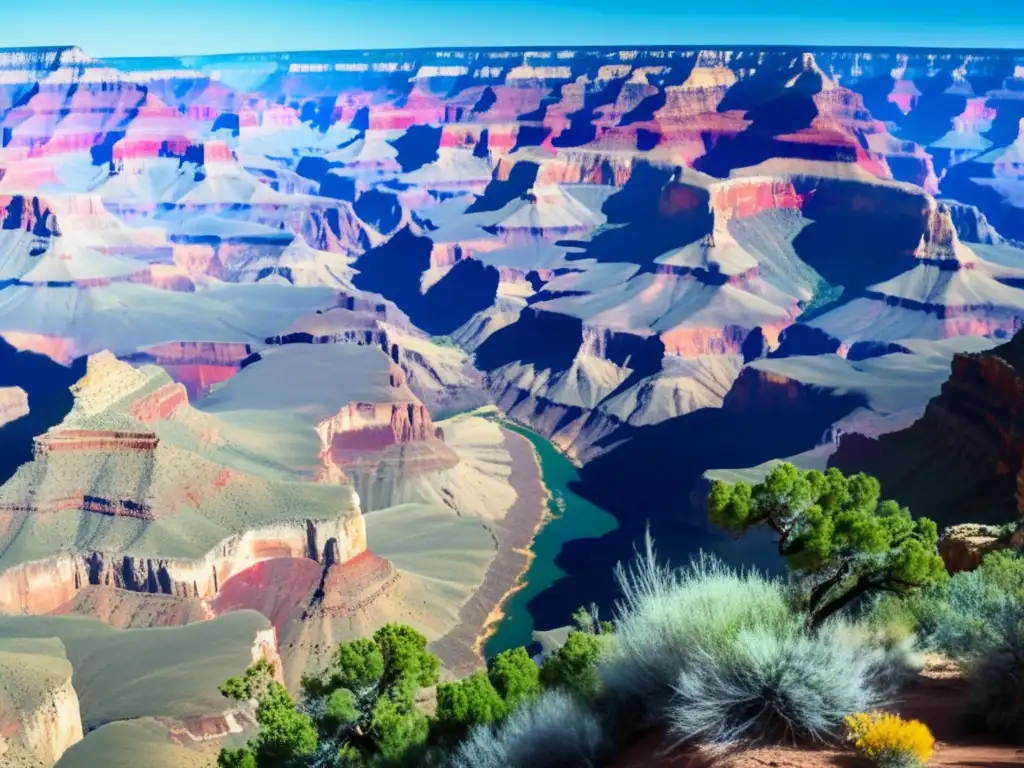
[
  {"left": 129, "top": 383, "right": 188, "bottom": 422},
  {"left": 142, "top": 341, "right": 252, "bottom": 366},
  {"left": 0, "top": 496, "right": 153, "bottom": 519},
  {"left": 33, "top": 429, "right": 159, "bottom": 454}
]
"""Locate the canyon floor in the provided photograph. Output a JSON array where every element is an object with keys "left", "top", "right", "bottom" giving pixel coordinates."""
[{"left": 0, "top": 42, "right": 1022, "bottom": 764}]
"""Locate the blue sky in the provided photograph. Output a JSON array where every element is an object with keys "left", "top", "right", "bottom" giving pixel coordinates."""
[{"left": 0, "top": 0, "right": 1018, "bottom": 57}]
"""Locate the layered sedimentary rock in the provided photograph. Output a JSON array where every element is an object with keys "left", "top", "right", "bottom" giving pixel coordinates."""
[
  {"left": 0, "top": 610, "right": 276, "bottom": 765},
  {"left": 832, "top": 328, "right": 1024, "bottom": 527},
  {"left": 0, "top": 350, "right": 367, "bottom": 616},
  {"left": 0, "top": 638, "right": 83, "bottom": 767}
]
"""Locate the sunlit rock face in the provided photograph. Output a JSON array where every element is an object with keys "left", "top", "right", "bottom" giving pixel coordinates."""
[
  {"left": 0, "top": 638, "right": 84, "bottom": 766},
  {"left": 0, "top": 350, "right": 368, "bottom": 615}
]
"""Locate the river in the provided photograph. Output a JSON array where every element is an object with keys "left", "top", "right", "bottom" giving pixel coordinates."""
[{"left": 484, "top": 421, "right": 618, "bottom": 657}]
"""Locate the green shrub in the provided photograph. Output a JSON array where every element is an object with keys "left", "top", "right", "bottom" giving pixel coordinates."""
[
  {"left": 539, "top": 629, "right": 611, "bottom": 700},
  {"left": 219, "top": 624, "right": 439, "bottom": 767},
  {"left": 871, "top": 549, "right": 1024, "bottom": 662},
  {"left": 667, "top": 620, "right": 891, "bottom": 752},
  {"left": 451, "top": 689, "right": 604, "bottom": 768},
  {"left": 435, "top": 671, "right": 508, "bottom": 738},
  {"left": 965, "top": 602, "right": 1024, "bottom": 742},
  {"left": 217, "top": 747, "right": 256, "bottom": 768},
  {"left": 600, "top": 531, "right": 791, "bottom": 719},
  {"left": 487, "top": 646, "right": 540, "bottom": 708}
]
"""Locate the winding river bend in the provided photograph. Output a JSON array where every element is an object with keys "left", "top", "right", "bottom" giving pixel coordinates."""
[{"left": 485, "top": 421, "right": 618, "bottom": 657}]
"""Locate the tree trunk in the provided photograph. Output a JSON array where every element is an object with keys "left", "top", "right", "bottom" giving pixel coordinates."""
[{"left": 809, "top": 576, "right": 876, "bottom": 629}]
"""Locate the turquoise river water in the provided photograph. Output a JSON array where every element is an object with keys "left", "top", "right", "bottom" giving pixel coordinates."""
[{"left": 484, "top": 421, "right": 618, "bottom": 657}]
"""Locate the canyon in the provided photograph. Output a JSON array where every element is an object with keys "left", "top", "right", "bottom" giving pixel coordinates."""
[{"left": 0, "top": 41, "right": 1022, "bottom": 764}]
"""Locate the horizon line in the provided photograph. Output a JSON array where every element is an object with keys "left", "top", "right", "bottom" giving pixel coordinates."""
[{"left": 2, "top": 41, "right": 1023, "bottom": 61}]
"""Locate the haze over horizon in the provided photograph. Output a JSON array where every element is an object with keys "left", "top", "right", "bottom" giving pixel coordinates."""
[{"left": 0, "top": 0, "right": 1019, "bottom": 58}]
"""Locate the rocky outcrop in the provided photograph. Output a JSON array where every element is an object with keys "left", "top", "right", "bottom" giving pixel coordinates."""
[
  {"left": 831, "top": 329, "right": 1024, "bottom": 527},
  {"left": 318, "top": 401, "right": 458, "bottom": 479},
  {"left": 938, "top": 523, "right": 1020, "bottom": 573},
  {"left": 0, "top": 516, "right": 367, "bottom": 615},
  {"left": 319, "top": 401, "right": 441, "bottom": 450},
  {"left": 944, "top": 201, "right": 1002, "bottom": 245},
  {"left": 136, "top": 341, "right": 253, "bottom": 366},
  {"left": 129, "top": 383, "right": 188, "bottom": 423},
  {"left": 912, "top": 200, "right": 977, "bottom": 265},
  {"left": 32, "top": 429, "right": 159, "bottom": 456},
  {"left": 0, "top": 195, "right": 59, "bottom": 235},
  {"left": 0, "top": 387, "right": 29, "bottom": 428},
  {"left": 0, "top": 638, "right": 83, "bottom": 766}
]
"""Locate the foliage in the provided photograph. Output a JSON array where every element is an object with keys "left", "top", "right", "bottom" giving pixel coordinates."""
[
  {"left": 219, "top": 659, "right": 317, "bottom": 765},
  {"left": 537, "top": 602, "right": 614, "bottom": 701},
  {"left": 435, "top": 646, "right": 543, "bottom": 739},
  {"left": 435, "top": 671, "right": 508, "bottom": 738},
  {"left": 218, "top": 624, "right": 439, "bottom": 768},
  {"left": 450, "top": 689, "right": 605, "bottom": 768},
  {"left": 965, "top": 601, "right": 1024, "bottom": 742},
  {"left": 601, "top": 532, "right": 898, "bottom": 751},
  {"left": 600, "top": 532, "right": 791, "bottom": 716},
  {"left": 869, "top": 549, "right": 1024, "bottom": 661},
  {"left": 666, "top": 619, "right": 891, "bottom": 752},
  {"left": 973, "top": 549, "right": 1024, "bottom": 600},
  {"left": 845, "top": 712, "right": 935, "bottom": 768},
  {"left": 487, "top": 647, "right": 540, "bottom": 709},
  {"left": 217, "top": 747, "right": 257, "bottom": 768},
  {"left": 708, "top": 463, "right": 946, "bottom": 627},
  {"left": 539, "top": 629, "right": 611, "bottom": 700},
  {"left": 220, "top": 659, "right": 278, "bottom": 702}
]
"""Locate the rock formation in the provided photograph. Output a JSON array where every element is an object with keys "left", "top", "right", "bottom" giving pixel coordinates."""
[
  {"left": 0, "top": 387, "right": 29, "bottom": 428},
  {"left": 832, "top": 327, "right": 1024, "bottom": 528},
  {"left": 0, "top": 638, "right": 83, "bottom": 767}
]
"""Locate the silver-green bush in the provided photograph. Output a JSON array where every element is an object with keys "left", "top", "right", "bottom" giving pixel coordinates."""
[
  {"left": 451, "top": 689, "right": 604, "bottom": 768},
  {"left": 600, "top": 532, "right": 898, "bottom": 752},
  {"left": 965, "top": 603, "right": 1024, "bottom": 742},
  {"left": 600, "top": 531, "right": 791, "bottom": 718},
  {"left": 667, "top": 620, "right": 889, "bottom": 752}
]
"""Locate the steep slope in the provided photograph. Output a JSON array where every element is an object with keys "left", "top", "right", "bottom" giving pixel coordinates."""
[
  {"left": 0, "top": 638, "right": 82, "bottom": 767},
  {"left": 831, "top": 326, "right": 1024, "bottom": 528}
]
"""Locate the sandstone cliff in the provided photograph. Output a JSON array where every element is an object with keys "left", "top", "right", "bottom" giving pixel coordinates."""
[
  {"left": 0, "top": 638, "right": 83, "bottom": 767},
  {"left": 831, "top": 328, "right": 1024, "bottom": 528}
]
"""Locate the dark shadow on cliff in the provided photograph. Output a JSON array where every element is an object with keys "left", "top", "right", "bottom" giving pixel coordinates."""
[
  {"left": 0, "top": 339, "right": 87, "bottom": 486},
  {"left": 791, "top": 179, "right": 926, "bottom": 291},
  {"left": 473, "top": 307, "right": 583, "bottom": 373},
  {"left": 830, "top": 329, "right": 1024, "bottom": 529},
  {"left": 389, "top": 124, "right": 442, "bottom": 173},
  {"left": 550, "top": 78, "right": 627, "bottom": 149},
  {"left": 352, "top": 227, "right": 498, "bottom": 335},
  {"left": 465, "top": 161, "right": 539, "bottom": 214},
  {"left": 561, "top": 162, "right": 713, "bottom": 270},
  {"left": 354, "top": 189, "right": 403, "bottom": 234},
  {"left": 524, "top": 367, "right": 867, "bottom": 632}
]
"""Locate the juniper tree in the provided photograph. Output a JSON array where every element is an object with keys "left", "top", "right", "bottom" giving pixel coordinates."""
[{"left": 707, "top": 462, "right": 946, "bottom": 627}]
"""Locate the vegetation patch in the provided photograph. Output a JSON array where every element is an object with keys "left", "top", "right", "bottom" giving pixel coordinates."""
[{"left": 846, "top": 711, "right": 935, "bottom": 768}]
